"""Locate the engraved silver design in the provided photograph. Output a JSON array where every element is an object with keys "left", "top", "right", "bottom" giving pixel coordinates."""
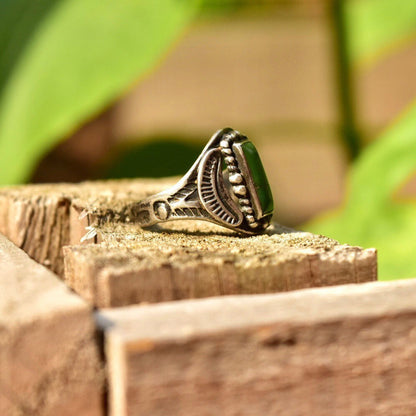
[{"left": 126, "top": 128, "right": 273, "bottom": 234}]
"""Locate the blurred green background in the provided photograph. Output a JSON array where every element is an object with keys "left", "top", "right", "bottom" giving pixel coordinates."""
[{"left": 0, "top": 0, "right": 415, "bottom": 280}]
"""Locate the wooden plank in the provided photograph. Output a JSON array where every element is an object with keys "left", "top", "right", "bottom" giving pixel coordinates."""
[
  {"left": 0, "top": 234, "right": 104, "bottom": 416},
  {"left": 0, "top": 179, "right": 175, "bottom": 275},
  {"left": 0, "top": 180, "right": 376, "bottom": 308},
  {"left": 63, "top": 220, "right": 376, "bottom": 307},
  {"left": 97, "top": 279, "right": 416, "bottom": 416}
]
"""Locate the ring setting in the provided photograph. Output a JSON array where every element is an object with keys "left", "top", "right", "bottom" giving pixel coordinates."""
[{"left": 128, "top": 128, "right": 274, "bottom": 234}]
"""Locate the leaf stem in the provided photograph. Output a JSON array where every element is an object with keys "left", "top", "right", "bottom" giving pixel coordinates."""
[{"left": 332, "top": 0, "right": 362, "bottom": 160}]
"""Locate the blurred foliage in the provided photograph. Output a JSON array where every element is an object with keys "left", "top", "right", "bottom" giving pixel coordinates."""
[
  {"left": 307, "top": 102, "right": 416, "bottom": 280},
  {"left": 104, "top": 140, "right": 202, "bottom": 179},
  {"left": 309, "top": 0, "right": 416, "bottom": 279},
  {"left": 200, "top": 0, "right": 275, "bottom": 15},
  {"left": 200, "top": 0, "right": 243, "bottom": 14},
  {"left": 0, "top": 0, "right": 200, "bottom": 185},
  {"left": 332, "top": 0, "right": 362, "bottom": 160},
  {"left": 332, "top": 0, "right": 416, "bottom": 159},
  {"left": 345, "top": 0, "right": 416, "bottom": 66},
  {"left": 1, "top": 0, "right": 416, "bottom": 279}
]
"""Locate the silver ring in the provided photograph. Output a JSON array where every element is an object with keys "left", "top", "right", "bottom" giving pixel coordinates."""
[{"left": 127, "top": 128, "right": 274, "bottom": 234}]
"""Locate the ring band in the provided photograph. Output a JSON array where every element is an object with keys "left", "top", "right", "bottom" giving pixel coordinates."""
[{"left": 127, "top": 128, "right": 274, "bottom": 234}]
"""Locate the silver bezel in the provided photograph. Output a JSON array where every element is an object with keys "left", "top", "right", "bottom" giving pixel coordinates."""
[{"left": 232, "top": 141, "right": 263, "bottom": 220}]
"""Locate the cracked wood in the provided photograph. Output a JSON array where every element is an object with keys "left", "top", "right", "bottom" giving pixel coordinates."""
[
  {"left": 0, "top": 234, "right": 104, "bottom": 416},
  {"left": 64, "top": 218, "right": 376, "bottom": 307},
  {"left": 0, "top": 179, "right": 376, "bottom": 308},
  {"left": 97, "top": 279, "right": 416, "bottom": 416}
]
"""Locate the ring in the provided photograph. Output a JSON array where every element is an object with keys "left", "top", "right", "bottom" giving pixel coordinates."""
[{"left": 128, "top": 128, "right": 274, "bottom": 234}]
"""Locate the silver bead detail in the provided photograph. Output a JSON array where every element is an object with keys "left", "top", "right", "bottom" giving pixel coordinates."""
[
  {"left": 229, "top": 173, "right": 243, "bottom": 184},
  {"left": 239, "top": 198, "right": 250, "bottom": 205},
  {"left": 225, "top": 156, "right": 235, "bottom": 165},
  {"left": 246, "top": 214, "right": 255, "bottom": 223},
  {"left": 221, "top": 148, "right": 233, "bottom": 155},
  {"left": 249, "top": 221, "right": 259, "bottom": 228},
  {"left": 242, "top": 206, "right": 253, "bottom": 214},
  {"left": 220, "top": 140, "right": 230, "bottom": 148},
  {"left": 154, "top": 202, "right": 170, "bottom": 220},
  {"left": 233, "top": 185, "right": 247, "bottom": 196},
  {"left": 228, "top": 165, "right": 238, "bottom": 173}
]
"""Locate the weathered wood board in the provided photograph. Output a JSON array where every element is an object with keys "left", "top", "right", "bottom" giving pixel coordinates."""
[
  {"left": 0, "top": 234, "right": 104, "bottom": 416},
  {"left": 0, "top": 179, "right": 377, "bottom": 308},
  {"left": 0, "top": 179, "right": 175, "bottom": 275},
  {"left": 64, "top": 220, "right": 376, "bottom": 307},
  {"left": 97, "top": 278, "right": 416, "bottom": 416}
]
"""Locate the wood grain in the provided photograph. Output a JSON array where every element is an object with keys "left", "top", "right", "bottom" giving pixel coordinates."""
[
  {"left": 97, "top": 278, "right": 416, "bottom": 416},
  {"left": 0, "top": 179, "right": 175, "bottom": 275},
  {"left": 0, "top": 234, "right": 104, "bottom": 416},
  {"left": 64, "top": 219, "right": 376, "bottom": 307},
  {"left": 0, "top": 179, "right": 376, "bottom": 308}
]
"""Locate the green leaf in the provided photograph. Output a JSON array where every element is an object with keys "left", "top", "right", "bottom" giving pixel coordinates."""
[
  {"left": 306, "top": 101, "right": 416, "bottom": 280},
  {"left": 0, "top": 0, "right": 58, "bottom": 94},
  {"left": 345, "top": 0, "right": 416, "bottom": 65},
  {"left": 0, "top": 0, "right": 200, "bottom": 185}
]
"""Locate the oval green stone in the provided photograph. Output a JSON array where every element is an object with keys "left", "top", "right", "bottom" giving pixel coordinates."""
[{"left": 241, "top": 141, "right": 274, "bottom": 216}]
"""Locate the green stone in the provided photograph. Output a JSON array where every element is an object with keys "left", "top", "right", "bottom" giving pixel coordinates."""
[{"left": 241, "top": 141, "right": 274, "bottom": 216}]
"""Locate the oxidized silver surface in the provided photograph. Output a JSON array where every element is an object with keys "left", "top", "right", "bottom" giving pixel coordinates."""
[{"left": 129, "top": 128, "right": 273, "bottom": 234}]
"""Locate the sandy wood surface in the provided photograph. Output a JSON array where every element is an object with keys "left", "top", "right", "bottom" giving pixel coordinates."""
[
  {"left": 64, "top": 220, "right": 376, "bottom": 307},
  {"left": 0, "top": 179, "right": 175, "bottom": 275},
  {"left": 0, "top": 179, "right": 376, "bottom": 308}
]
